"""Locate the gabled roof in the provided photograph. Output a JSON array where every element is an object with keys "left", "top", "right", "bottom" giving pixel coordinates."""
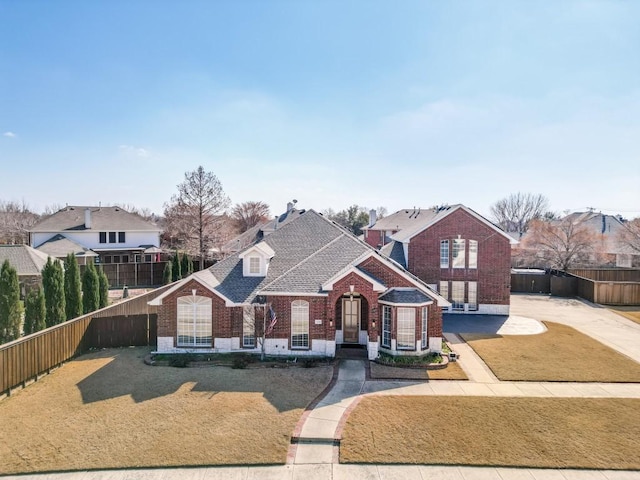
[
  {"left": 363, "top": 206, "right": 450, "bottom": 233},
  {"left": 151, "top": 209, "right": 447, "bottom": 306},
  {"left": 0, "top": 245, "right": 54, "bottom": 275},
  {"left": 389, "top": 204, "right": 516, "bottom": 244},
  {"left": 30, "top": 206, "right": 161, "bottom": 233},
  {"left": 380, "top": 241, "right": 406, "bottom": 268},
  {"left": 35, "top": 234, "right": 99, "bottom": 258}
]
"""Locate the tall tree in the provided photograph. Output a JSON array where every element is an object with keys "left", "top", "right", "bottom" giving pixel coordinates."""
[
  {"left": 230, "top": 201, "right": 270, "bottom": 233},
  {"left": 0, "top": 260, "right": 22, "bottom": 343},
  {"left": 162, "top": 261, "right": 173, "bottom": 285},
  {"left": 171, "top": 251, "right": 182, "bottom": 282},
  {"left": 98, "top": 268, "right": 109, "bottom": 309},
  {"left": 42, "top": 257, "right": 65, "bottom": 327},
  {"left": 64, "top": 253, "right": 82, "bottom": 320},
  {"left": 616, "top": 218, "right": 640, "bottom": 254},
  {"left": 163, "top": 166, "right": 231, "bottom": 269},
  {"left": 180, "top": 252, "right": 193, "bottom": 277},
  {"left": 524, "top": 217, "right": 596, "bottom": 270},
  {"left": 24, "top": 287, "right": 46, "bottom": 334},
  {"left": 82, "top": 259, "right": 100, "bottom": 314},
  {"left": 490, "top": 193, "right": 550, "bottom": 235}
]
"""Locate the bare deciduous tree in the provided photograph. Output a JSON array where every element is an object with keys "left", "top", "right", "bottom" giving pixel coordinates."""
[
  {"left": 163, "top": 166, "right": 230, "bottom": 268},
  {"left": 524, "top": 217, "right": 596, "bottom": 270},
  {"left": 0, "top": 200, "right": 40, "bottom": 244},
  {"left": 231, "top": 201, "right": 270, "bottom": 233},
  {"left": 490, "top": 193, "right": 550, "bottom": 235},
  {"left": 616, "top": 218, "right": 640, "bottom": 254}
]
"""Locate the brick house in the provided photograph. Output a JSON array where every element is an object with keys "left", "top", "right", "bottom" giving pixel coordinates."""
[
  {"left": 150, "top": 208, "right": 449, "bottom": 360},
  {"left": 363, "top": 205, "right": 515, "bottom": 315}
]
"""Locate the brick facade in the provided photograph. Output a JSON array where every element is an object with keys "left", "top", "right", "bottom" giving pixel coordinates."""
[{"left": 407, "top": 208, "right": 511, "bottom": 307}]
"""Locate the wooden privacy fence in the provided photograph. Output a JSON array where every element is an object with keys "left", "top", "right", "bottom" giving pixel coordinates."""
[
  {"left": 0, "top": 284, "right": 172, "bottom": 395},
  {"left": 511, "top": 272, "right": 551, "bottom": 294},
  {"left": 80, "top": 261, "right": 169, "bottom": 288}
]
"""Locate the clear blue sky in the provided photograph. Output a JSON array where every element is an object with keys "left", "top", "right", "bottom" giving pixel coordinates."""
[{"left": 1, "top": 0, "right": 639, "bottom": 219}]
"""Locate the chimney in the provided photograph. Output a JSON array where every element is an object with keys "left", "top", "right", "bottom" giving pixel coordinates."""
[
  {"left": 84, "top": 208, "right": 92, "bottom": 229},
  {"left": 369, "top": 209, "right": 377, "bottom": 227}
]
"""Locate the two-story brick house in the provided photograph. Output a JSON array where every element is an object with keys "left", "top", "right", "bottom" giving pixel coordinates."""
[
  {"left": 151, "top": 208, "right": 449, "bottom": 359},
  {"left": 363, "top": 205, "right": 515, "bottom": 315}
]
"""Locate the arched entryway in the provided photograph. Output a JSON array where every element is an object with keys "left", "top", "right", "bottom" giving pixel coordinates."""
[{"left": 335, "top": 292, "right": 369, "bottom": 346}]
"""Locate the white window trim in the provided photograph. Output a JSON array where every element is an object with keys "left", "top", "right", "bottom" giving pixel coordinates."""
[
  {"left": 177, "top": 295, "right": 212, "bottom": 347},
  {"left": 452, "top": 238, "right": 465, "bottom": 269},
  {"left": 242, "top": 305, "right": 255, "bottom": 347},
  {"left": 291, "top": 300, "right": 309, "bottom": 349},
  {"left": 440, "top": 239, "right": 449, "bottom": 268},
  {"left": 382, "top": 305, "right": 392, "bottom": 348},
  {"left": 468, "top": 281, "right": 478, "bottom": 311},
  {"left": 469, "top": 239, "right": 478, "bottom": 269},
  {"left": 396, "top": 307, "right": 415, "bottom": 350},
  {"left": 451, "top": 281, "right": 465, "bottom": 311},
  {"left": 421, "top": 307, "right": 428, "bottom": 349}
]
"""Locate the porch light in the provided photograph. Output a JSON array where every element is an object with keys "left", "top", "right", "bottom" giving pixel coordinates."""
[
  {"left": 192, "top": 289, "right": 197, "bottom": 297},
  {"left": 329, "top": 318, "right": 333, "bottom": 327},
  {"left": 349, "top": 285, "right": 355, "bottom": 294}
]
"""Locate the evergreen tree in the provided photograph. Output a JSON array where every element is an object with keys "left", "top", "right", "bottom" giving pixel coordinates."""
[
  {"left": 82, "top": 259, "right": 100, "bottom": 314},
  {"left": 24, "top": 287, "right": 46, "bottom": 334},
  {"left": 0, "top": 260, "right": 22, "bottom": 343},
  {"left": 98, "top": 268, "right": 109, "bottom": 309},
  {"left": 180, "top": 253, "right": 193, "bottom": 277},
  {"left": 171, "top": 251, "right": 182, "bottom": 282},
  {"left": 163, "top": 261, "right": 173, "bottom": 285},
  {"left": 42, "top": 257, "right": 66, "bottom": 327},
  {"left": 64, "top": 253, "right": 82, "bottom": 319}
]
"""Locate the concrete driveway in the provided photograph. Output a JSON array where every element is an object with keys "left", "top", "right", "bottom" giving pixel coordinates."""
[{"left": 509, "top": 294, "right": 640, "bottom": 363}]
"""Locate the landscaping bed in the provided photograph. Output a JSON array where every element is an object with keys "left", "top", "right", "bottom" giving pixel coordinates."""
[
  {"left": 460, "top": 321, "right": 640, "bottom": 382},
  {"left": 368, "top": 361, "right": 468, "bottom": 380},
  {"left": 341, "top": 396, "right": 640, "bottom": 469},
  {"left": 0, "top": 347, "right": 333, "bottom": 474}
]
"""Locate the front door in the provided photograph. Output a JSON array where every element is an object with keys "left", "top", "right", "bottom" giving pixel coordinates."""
[{"left": 342, "top": 297, "right": 360, "bottom": 343}]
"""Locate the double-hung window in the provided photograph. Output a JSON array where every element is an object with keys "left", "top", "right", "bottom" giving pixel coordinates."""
[
  {"left": 177, "top": 296, "right": 212, "bottom": 347},
  {"left": 439, "top": 281, "right": 449, "bottom": 300},
  {"left": 396, "top": 307, "right": 415, "bottom": 350},
  {"left": 118, "top": 232, "right": 126, "bottom": 243},
  {"left": 108, "top": 231, "right": 116, "bottom": 243},
  {"left": 99, "top": 232, "right": 107, "bottom": 244},
  {"left": 421, "top": 307, "right": 428, "bottom": 349},
  {"left": 440, "top": 240, "right": 449, "bottom": 268},
  {"left": 468, "top": 282, "right": 478, "bottom": 311},
  {"left": 248, "top": 256, "right": 260, "bottom": 275},
  {"left": 242, "top": 305, "right": 255, "bottom": 347},
  {"left": 452, "top": 239, "right": 465, "bottom": 268},
  {"left": 451, "top": 281, "right": 465, "bottom": 311},
  {"left": 382, "top": 305, "right": 392, "bottom": 348},
  {"left": 291, "top": 300, "right": 309, "bottom": 349},
  {"left": 469, "top": 240, "right": 478, "bottom": 268}
]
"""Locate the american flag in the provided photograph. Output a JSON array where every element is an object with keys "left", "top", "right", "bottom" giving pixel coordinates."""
[{"left": 266, "top": 305, "right": 278, "bottom": 335}]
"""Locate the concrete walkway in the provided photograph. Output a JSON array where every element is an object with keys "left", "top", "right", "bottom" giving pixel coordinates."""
[{"left": 4, "top": 465, "right": 640, "bottom": 480}]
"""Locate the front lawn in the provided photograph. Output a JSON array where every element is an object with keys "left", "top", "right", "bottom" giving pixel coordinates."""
[
  {"left": 460, "top": 321, "right": 640, "bottom": 382},
  {"left": 0, "top": 347, "right": 333, "bottom": 474},
  {"left": 340, "top": 396, "right": 640, "bottom": 469}
]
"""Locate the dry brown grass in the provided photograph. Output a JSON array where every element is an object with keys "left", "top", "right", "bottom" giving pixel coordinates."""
[
  {"left": 460, "top": 321, "right": 640, "bottom": 382},
  {"left": 0, "top": 347, "right": 332, "bottom": 475},
  {"left": 609, "top": 306, "right": 640, "bottom": 325},
  {"left": 369, "top": 362, "right": 468, "bottom": 380},
  {"left": 341, "top": 396, "right": 640, "bottom": 469}
]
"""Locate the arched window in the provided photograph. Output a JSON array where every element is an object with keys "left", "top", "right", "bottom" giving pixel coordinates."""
[
  {"left": 177, "top": 295, "right": 212, "bottom": 347},
  {"left": 291, "top": 300, "right": 309, "bottom": 349}
]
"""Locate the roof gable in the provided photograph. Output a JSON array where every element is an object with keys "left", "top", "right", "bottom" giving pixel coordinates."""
[{"left": 30, "top": 206, "right": 160, "bottom": 233}]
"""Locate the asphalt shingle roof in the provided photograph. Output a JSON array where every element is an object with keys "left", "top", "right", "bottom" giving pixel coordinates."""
[
  {"left": 380, "top": 241, "right": 406, "bottom": 268},
  {"left": 379, "top": 288, "right": 432, "bottom": 305},
  {"left": 30, "top": 206, "right": 160, "bottom": 232},
  {"left": 35, "top": 234, "right": 98, "bottom": 258},
  {"left": 209, "top": 210, "right": 371, "bottom": 303},
  {"left": 0, "top": 245, "right": 53, "bottom": 275}
]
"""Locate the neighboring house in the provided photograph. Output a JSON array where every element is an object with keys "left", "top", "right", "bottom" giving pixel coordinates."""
[
  {"left": 363, "top": 205, "right": 515, "bottom": 315},
  {"left": 563, "top": 211, "right": 637, "bottom": 268},
  {"left": 150, "top": 208, "right": 449, "bottom": 360},
  {"left": 29, "top": 206, "right": 162, "bottom": 266},
  {"left": 0, "top": 244, "right": 55, "bottom": 297}
]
